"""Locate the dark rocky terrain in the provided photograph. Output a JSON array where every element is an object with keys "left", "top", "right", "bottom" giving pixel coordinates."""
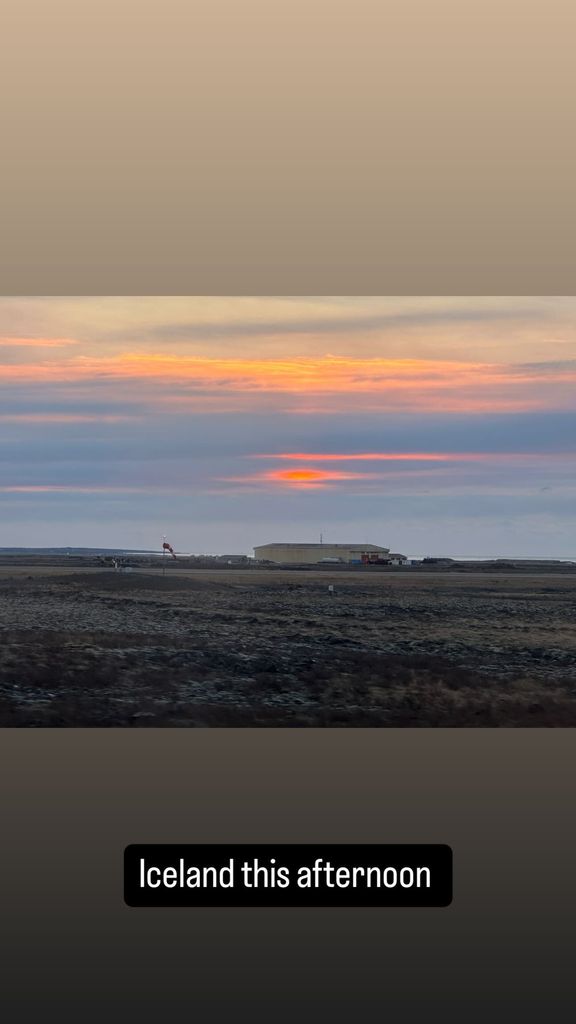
[{"left": 0, "top": 567, "right": 575, "bottom": 725}]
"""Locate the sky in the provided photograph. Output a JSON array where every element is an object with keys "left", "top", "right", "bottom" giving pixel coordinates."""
[{"left": 1, "top": 295, "right": 575, "bottom": 557}]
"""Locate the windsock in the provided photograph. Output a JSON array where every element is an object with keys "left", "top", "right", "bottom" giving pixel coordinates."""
[{"left": 162, "top": 540, "right": 177, "bottom": 559}]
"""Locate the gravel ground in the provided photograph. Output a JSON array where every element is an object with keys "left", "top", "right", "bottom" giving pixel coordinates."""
[{"left": 1, "top": 569, "right": 575, "bottom": 725}]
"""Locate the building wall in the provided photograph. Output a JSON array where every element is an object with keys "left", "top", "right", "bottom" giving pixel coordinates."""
[{"left": 254, "top": 543, "right": 389, "bottom": 564}]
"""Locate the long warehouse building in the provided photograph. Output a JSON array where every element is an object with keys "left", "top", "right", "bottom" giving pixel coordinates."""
[{"left": 254, "top": 542, "right": 392, "bottom": 565}]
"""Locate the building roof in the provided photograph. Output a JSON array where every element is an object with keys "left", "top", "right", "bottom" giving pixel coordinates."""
[{"left": 254, "top": 542, "right": 389, "bottom": 551}]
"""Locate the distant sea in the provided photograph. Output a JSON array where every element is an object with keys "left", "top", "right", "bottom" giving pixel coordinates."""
[{"left": 407, "top": 554, "right": 576, "bottom": 562}]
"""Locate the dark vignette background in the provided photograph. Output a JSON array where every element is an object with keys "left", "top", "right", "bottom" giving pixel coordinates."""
[
  {"left": 1, "top": 732, "right": 574, "bottom": 1023},
  {"left": 1, "top": 2, "right": 576, "bottom": 1020}
]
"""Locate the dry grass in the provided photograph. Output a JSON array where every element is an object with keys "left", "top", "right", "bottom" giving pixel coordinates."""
[
  {"left": 1, "top": 632, "right": 574, "bottom": 727},
  {"left": 1, "top": 568, "right": 575, "bottom": 726}
]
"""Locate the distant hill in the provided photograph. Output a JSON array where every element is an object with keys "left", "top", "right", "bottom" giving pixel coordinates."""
[{"left": 0, "top": 547, "right": 157, "bottom": 556}]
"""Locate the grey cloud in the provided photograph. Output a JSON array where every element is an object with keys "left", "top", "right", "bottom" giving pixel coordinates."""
[
  {"left": 2, "top": 410, "right": 576, "bottom": 467},
  {"left": 504, "top": 359, "right": 576, "bottom": 375},
  {"left": 111, "top": 306, "right": 549, "bottom": 343}
]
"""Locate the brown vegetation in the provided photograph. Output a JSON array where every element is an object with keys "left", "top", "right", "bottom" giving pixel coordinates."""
[{"left": 0, "top": 567, "right": 575, "bottom": 726}]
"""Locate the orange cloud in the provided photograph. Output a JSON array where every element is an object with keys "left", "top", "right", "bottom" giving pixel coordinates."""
[
  {"left": 250, "top": 451, "right": 576, "bottom": 463},
  {"left": 0, "top": 413, "right": 135, "bottom": 423},
  {"left": 0, "top": 337, "right": 78, "bottom": 347},
  {"left": 218, "top": 450, "right": 576, "bottom": 492},
  {"left": 2, "top": 353, "right": 576, "bottom": 415},
  {"left": 220, "top": 467, "right": 380, "bottom": 489},
  {"left": 273, "top": 468, "right": 376, "bottom": 483},
  {"left": 0, "top": 485, "right": 148, "bottom": 494}
]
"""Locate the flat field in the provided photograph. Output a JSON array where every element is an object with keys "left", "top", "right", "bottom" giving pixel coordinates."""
[{"left": 0, "top": 564, "right": 575, "bottom": 725}]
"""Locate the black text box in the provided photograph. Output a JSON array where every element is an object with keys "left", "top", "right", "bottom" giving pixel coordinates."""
[{"left": 125, "top": 844, "right": 453, "bottom": 907}]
